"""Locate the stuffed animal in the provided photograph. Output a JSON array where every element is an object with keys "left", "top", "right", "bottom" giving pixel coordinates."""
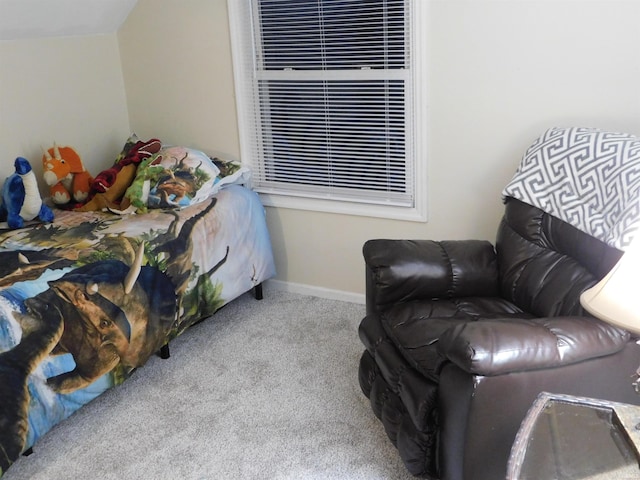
[
  {"left": 0, "top": 157, "right": 55, "bottom": 229},
  {"left": 118, "top": 155, "right": 166, "bottom": 213},
  {"left": 42, "top": 143, "right": 93, "bottom": 205},
  {"left": 74, "top": 163, "right": 138, "bottom": 212},
  {"left": 75, "top": 138, "right": 161, "bottom": 212}
]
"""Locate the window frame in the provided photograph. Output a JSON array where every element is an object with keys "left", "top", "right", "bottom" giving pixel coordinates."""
[{"left": 227, "top": 0, "right": 428, "bottom": 222}]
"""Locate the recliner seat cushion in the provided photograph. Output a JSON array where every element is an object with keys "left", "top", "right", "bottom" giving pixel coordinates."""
[{"left": 367, "top": 298, "right": 530, "bottom": 382}]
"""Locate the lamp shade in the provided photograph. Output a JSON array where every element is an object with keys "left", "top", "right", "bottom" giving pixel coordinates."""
[{"left": 580, "top": 236, "right": 640, "bottom": 335}]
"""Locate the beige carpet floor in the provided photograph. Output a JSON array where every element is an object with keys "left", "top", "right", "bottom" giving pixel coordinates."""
[{"left": 3, "top": 287, "right": 414, "bottom": 480}]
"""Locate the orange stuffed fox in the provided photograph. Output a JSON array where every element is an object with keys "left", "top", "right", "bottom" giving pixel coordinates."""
[{"left": 42, "top": 143, "right": 93, "bottom": 205}]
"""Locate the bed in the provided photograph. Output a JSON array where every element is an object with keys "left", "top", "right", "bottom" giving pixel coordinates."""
[{"left": 0, "top": 141, "right": 276, "bottom": 477}]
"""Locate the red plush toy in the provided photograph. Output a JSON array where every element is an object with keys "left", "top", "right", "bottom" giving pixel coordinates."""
[{"left": 91, "top": 139, "right": 161, "bottom": 193}]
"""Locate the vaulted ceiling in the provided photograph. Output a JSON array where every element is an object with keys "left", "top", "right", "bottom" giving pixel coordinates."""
[{"left": 0, "top": 0, "right": 137, "bottom": 40}]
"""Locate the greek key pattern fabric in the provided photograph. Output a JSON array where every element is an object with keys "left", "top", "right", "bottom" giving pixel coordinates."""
[{"left": 503, "top": 127, "right": 640, "bottom": 250}]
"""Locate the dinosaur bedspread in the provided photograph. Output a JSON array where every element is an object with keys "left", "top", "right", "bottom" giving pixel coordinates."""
[{"left": 0, "top": 185, "right": 275, "bottom": 476}]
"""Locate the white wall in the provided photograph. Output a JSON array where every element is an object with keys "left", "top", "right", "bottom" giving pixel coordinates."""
[
  {"left": 0, "top": 35, "right": 131, "bottom": 184},
  {"left": 119, "top": 0, "right": 640, "bottom": 301}
]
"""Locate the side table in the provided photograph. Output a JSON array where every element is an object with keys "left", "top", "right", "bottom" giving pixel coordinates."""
[{"left": 507, "top": 392, "right": 640, "bottom": 479}]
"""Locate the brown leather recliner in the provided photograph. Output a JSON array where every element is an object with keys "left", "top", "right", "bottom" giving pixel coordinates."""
[{"left": 358, "top": 197, "right": 640, "bottom": 480}]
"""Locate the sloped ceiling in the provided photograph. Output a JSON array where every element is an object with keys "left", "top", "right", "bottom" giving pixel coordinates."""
[{"left": 0, "top": 0, "right": 137, "bottom": 40}]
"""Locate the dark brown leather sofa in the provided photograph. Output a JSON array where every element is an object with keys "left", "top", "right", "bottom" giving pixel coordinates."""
[{"left": 358, "top": 197, "right": 640, "bottom": 480}]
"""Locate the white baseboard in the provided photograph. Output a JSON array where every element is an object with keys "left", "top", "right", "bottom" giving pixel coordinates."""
[{"left": 264, "top": 279, "right": 366, "bottom": 305}]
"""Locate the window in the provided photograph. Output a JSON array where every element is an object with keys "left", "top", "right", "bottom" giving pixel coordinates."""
[{"left": 228, "top": 0, "right": 426, "bottom": 221}]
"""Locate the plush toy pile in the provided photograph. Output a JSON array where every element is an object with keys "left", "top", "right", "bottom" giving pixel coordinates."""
[
  {"left": 1, "top": 136, "right": 248, "bottom": 230},
  {"left": 74, "top": 137, "right": 162, "bottom": 212},
  {"left": 42, "top": 134, "right": 250, "bottom": 215}
]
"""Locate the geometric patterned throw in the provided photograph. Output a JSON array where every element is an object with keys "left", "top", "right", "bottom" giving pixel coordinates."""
[{"left": 502, "top": 127, "right": 640, "bottom": 251}]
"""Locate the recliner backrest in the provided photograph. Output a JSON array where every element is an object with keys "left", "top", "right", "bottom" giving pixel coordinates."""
[{"left": 495, "top": 197, "right": 623, "bottom": 318}]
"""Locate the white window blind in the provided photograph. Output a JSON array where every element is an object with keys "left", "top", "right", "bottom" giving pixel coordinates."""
[{"left": 229, "top": 0, "right": 424, "bottom": 216}]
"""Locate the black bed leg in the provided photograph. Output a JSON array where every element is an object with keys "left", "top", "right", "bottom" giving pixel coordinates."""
[
  {"left": 254, "top": 283, "right": 263, "bottom": 300},
  {"left": 159, "top": 343, "right": 170, "bottom": 359}
]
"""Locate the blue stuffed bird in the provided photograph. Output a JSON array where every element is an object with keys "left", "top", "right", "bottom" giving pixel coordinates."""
[{"left": 0, "top": 157, "right": 55, "bottom": 229}]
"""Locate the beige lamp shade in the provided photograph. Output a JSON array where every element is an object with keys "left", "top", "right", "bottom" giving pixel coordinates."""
[{"left": 580, "top": 236, "right": 640, "bottom": 335}]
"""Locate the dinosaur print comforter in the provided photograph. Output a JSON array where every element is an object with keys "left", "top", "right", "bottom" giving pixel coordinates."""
[{"left": 0, "top": 185, "right": 275, "bottom": 476}]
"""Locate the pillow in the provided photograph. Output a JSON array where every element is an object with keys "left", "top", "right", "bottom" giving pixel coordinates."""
[
  {"left": 123, "top": 146, "right": 220, "bottom": 212},
  {"left": 210, "top": 157, "right": 252, "bottom": 193}
]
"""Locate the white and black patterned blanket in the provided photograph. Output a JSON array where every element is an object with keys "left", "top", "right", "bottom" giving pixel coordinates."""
[{"left": 502, "top": 127, "right": 640, "bottom": 250}]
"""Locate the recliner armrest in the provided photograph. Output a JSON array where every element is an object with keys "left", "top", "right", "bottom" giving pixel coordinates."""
[
  {"left": 363, "top": 239, "right": 499, "bottom": 315},
  {"left": 437, "top": 317, "right": 630, "bottom": 376}
]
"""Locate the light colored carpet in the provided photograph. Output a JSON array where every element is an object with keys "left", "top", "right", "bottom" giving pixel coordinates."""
[{"left": 3, "top": 286, "right": 415, "bottom": 480}]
